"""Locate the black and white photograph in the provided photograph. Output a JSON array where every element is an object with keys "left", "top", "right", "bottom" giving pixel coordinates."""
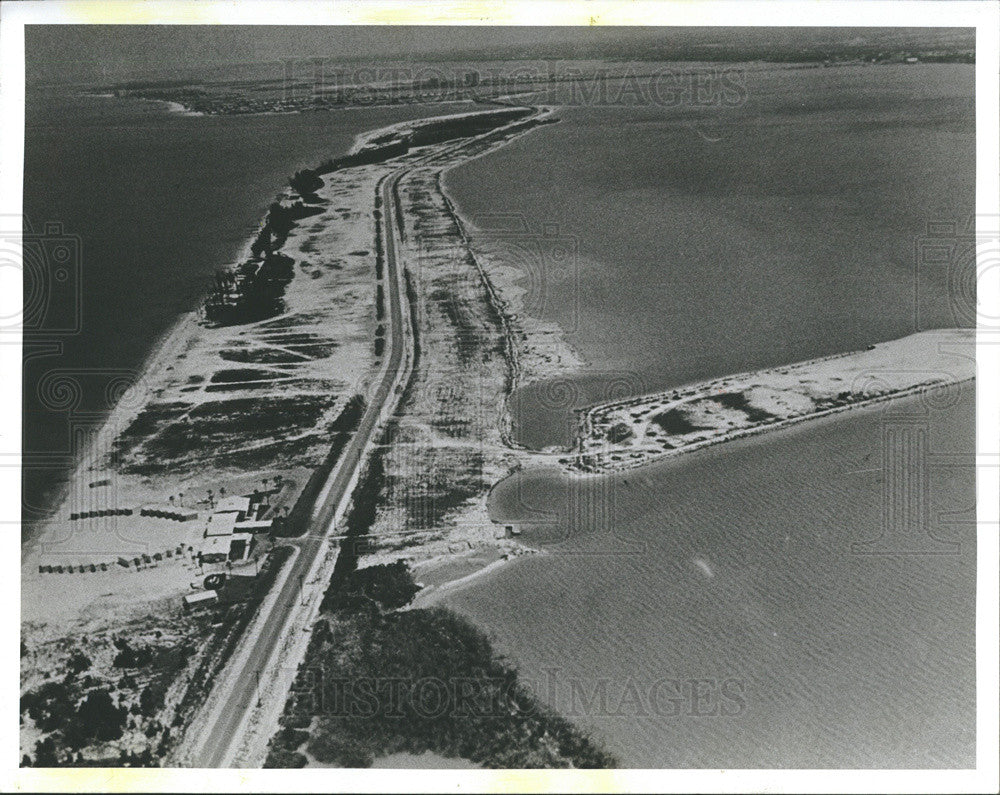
[{"left": 2, "top": 1, "right": 998, "bottom": 791}]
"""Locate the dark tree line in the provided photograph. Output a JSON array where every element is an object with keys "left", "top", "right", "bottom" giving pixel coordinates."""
[{"left": 289, "top": 168, "right": 324, "bottom": 198}]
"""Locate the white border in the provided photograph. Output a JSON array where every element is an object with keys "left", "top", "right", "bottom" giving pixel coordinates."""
[{"left": 2, "top": 2, "right": 997, "bottom": 793}]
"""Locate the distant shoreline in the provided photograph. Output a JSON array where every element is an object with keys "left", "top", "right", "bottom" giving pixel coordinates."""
[{"left": 82, "top": 91, "right": 204, "bottom": 116}]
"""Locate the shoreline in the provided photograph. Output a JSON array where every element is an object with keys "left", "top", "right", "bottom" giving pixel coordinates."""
[
  {"left": 561, "top": 329, "right": 974, "bottom": 476},
  {"left": 438, "top": 173, "right": 528, "bottom": 453},
  {"left": 405, "top": 543, "right": 546, "bottom": 610},
  {"left": 83, "top": 91, "right": 205, "bottom": 116},
  {"left": 20, "top": 310, "right": 202, "bottom": 560}
]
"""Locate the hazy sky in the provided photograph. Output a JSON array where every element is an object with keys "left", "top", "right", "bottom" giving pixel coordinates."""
[
  {"left": 25, "top": 26, "right": 626, "bottom": 84},
  {"left": 25, "top": 25, "right": 973, "bottom": 86}
]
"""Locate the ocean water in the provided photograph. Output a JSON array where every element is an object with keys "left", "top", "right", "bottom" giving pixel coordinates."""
[
  {"left": 445, "top": 387, "right": 975, "bottom": 768},
  {"left": 444, "top": 63, "right": 975, "bottom": 448},
  {"left": 21, "top": 89, "right": 463, "bottom": 529},
  {"left": 440, "top": 63, "right": 976, "bottom": 767}
]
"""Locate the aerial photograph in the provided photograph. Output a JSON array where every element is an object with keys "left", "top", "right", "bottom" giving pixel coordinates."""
[{"left": 10, "top": 16, "right": 990, "bottom": 784}]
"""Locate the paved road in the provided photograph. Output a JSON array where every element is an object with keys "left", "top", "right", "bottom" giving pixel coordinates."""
[
  {"left": 186, "top": 108, "right": 543, "bottom": 766},
  {"left": 190, "top": 167, "right": 411, "bottom": 767}
]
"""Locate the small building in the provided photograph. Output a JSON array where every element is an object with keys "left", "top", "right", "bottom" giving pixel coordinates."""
[
  {"left": 214, "top": 496, "right": 251, "bottom": 519},
  {"left": 200, "top": 536, "right": 232, "bottom": 565},
  {"left": 204, "top": 511, "right": 239, "bottom": 537},
  {"left": 183, "top": 590, "right": 218, "bottom": 611},
  {"left": 199, "top": 532, "right": 254, "bottom": 565}
]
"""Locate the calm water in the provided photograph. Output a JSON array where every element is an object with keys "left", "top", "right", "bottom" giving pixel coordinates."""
[
  {"left": 446, "top": 388, "right": 975, "bottom": 767},
  {"left": 22, "top": 89, "right": 461, "bottom": 527},
  {"left": 445, "top": 63, "right": 975, "bottom": 448},
  {"left": 441, "top": 63, "right": 976, "bottom": 767}
]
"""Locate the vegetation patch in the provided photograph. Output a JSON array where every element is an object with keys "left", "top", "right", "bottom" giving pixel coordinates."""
[
  {"left": 220, "top": 346, "right": 303, "bottom": 365},
  {"left": 265, "top": 564, "right": 616, "bottom": 769},
  {"left": 187, "top": 396, "right": 331, "bottom": 437},
  {"left": 277, "top": 395, "right": 366, "bottom": 537},
  {"left": 203, "top": 434, "right": 322, "bottom": 472},
  {"left": 118, "top": 395, "right": 336, "bottom": 474},
  {"left": 650, "top": 408, "right": 713, "bottom": 436},
  {"left": 209, "top": 369, "right": 277, "bottom": 384},
  {"left": 20, "top": 617, "right": 207, "bottom": 767},
  {"left": 606, "top": 422, "right": 633, "bottom": 444},
  {"left": 115, "top": 403, "right": 191, "bottom": 446}
]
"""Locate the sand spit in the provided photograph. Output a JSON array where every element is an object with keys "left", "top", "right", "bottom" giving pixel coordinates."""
[
  {"left": 354, "top": 107, "right": 579, "bottom": 572},
  {"left": 348, "top": 106, "right": 532, "bottom": 154},
  {"left": 83, "top": 92, "right": 205, "bottom": 116},
  {"left": 564, "top": 329, "right": 974, "bottom": 475}
]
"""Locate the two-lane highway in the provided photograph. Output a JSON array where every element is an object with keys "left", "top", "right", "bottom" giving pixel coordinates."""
[
  {"left": 184, "top": 108, "right": 544, "bottom": 767},
  {"left": 187, "top": 166, "right": 413, "bottom": 767}
]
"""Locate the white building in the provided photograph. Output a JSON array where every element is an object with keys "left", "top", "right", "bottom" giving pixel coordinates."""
[{"left": 214, "top": 496, "right": 251, "bottom": 519}]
